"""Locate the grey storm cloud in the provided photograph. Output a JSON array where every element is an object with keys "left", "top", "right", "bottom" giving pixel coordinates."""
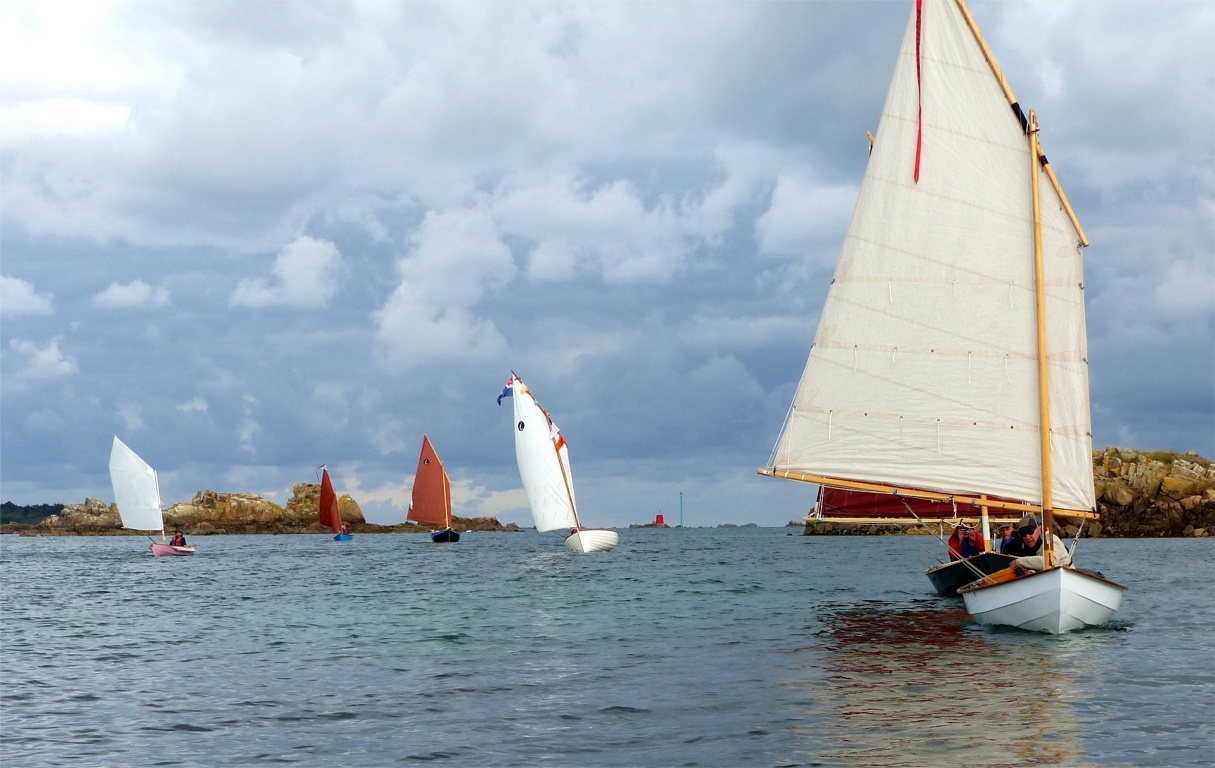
[{"left": 1, "top": 1, "right": 1211, "bottom": 525}]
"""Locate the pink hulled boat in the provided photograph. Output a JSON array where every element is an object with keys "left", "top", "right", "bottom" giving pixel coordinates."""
[{"left": 149, "top": 539, "right": 196, "bottom": 557}]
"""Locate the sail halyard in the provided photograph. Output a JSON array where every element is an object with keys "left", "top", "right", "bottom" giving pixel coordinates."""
[{"left": 763, "top": 0, "right": 1095, "bottom": 516}]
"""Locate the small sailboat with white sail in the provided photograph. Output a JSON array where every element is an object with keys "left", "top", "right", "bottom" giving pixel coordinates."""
[
  {"left": 500, "top": 373, "right": 618, "bottom": 553},
  {"left": 408, "top": 435, "right": 460, "bottom": 543},
  {"left": 109, "top": 435, "right": 194, "bottom": 556},
  {"left": 759, "top": 0, "right": 1124, "bottom": 631},
  {"left": 319, "top": 465, "right": 352, "bottom": 541}
]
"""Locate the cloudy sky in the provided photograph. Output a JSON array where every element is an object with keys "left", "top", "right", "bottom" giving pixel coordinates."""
[{"left": 2, "top": 0, "right": 1211, "bottom": 527}]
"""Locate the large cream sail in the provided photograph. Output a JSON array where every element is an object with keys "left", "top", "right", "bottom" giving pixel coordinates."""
[
  {"left": 109, "top": 436, "right": 166, "bottom": 532},
  {"left": 771, "top": 0, "right": 1094, "bottom": 512}
]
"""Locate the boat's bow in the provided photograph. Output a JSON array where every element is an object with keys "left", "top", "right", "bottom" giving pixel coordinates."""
[
  {"left": 960, "top": 565, "right": 1126, "bottom": 634},
  {"left": 565, "top": 528, "right": 618, "bottom": 553}
]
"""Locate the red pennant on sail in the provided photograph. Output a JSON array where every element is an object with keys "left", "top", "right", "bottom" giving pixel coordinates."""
[{"left": 914, "top": 0, "right": 924, "bottom": 183}]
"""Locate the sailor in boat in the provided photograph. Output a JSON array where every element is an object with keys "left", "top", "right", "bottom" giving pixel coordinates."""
[
  {"left": 1004, "top": 515, "right": 1071, "bottom": 574},
  {"left": 169, "top": 529, "right": 187, "bottom": 547},
  {"left": 946, "top": 523, "right": 983, "bottom": 561},
  {"left": 995, "top": 523, "right": 1017, "bottom": 554},
  {"left": 340, "top": 523, "right": 351, "bottom": 536}
]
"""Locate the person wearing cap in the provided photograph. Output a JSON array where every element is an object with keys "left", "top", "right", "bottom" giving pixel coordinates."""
[
  {"left": 996, "top": 522, "right": 1017, "bottom": 553},
  {"left": 946, "top": 522, "right": 984, "bottom": 560},
  {"left": 169, "top": 529, "right": 187, "bottom": 547},
  {"left": 1004, "top": 514, "right": 1070, "bottom": 571}
]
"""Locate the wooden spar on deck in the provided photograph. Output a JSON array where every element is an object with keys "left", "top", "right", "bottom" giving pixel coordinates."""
[
  {"left": 953, "top": 0, "right": 1088, "bottom": 247},
  {"left": 1029, "top": 109, "right": 1055, "bottom": 568},
  {"left": 758, "top": 468, "right": 1098, "bottom": 520}
]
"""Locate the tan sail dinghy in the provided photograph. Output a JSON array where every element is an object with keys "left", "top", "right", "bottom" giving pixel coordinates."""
[
  {"left": 759, "top": 0, "right": 1124, "bottom": 632},
  {"left": 501, "top": 373, "right": 618, "bottom": 553}
]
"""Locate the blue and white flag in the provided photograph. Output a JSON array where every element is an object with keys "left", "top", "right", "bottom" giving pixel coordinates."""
[{"left": 496, "top": 376, "right": 514, "bottom": 406}]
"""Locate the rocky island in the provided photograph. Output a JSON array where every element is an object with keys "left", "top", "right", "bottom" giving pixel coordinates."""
[
  {"left": 1, "top": 481, "right": 518, "bottom": 536},
  {"left": 802, "top": 448, "right": 1215, "bottom": 538}
]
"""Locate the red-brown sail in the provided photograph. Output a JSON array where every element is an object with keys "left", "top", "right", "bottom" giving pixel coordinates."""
[
  {"left": 319, "top": 466, "right": 342, "bottom": 533},
  {"left": 408, "top": 435, "right": 451, "bottom": 528}
]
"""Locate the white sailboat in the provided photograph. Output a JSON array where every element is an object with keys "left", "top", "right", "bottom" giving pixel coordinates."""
[
  {"left": 759, "top": 0, "right": 1123, "bottom": 632},
  {"left": 503, "top": 373, "right": 618, "bottom": 553},
  {"left": 109, "top": 436, "right": 195, "bottom": 556}
]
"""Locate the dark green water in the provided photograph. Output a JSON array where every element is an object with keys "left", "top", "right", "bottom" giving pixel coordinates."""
[{"left": 1, "top": 530, "right": 1211, "bottom": 766}]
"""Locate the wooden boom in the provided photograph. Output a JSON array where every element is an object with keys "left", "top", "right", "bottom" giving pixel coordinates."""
[{"left": 757, "top": 467, "right": 1099, "bottom": 521}]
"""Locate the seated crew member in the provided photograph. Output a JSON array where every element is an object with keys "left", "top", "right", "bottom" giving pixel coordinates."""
[
  {"left": 169, "top": 530, "right": 187, "bottom": 547},
  {"left": 947, "top": 523, "right": 984, "bottom": 560},
  {"left": 996, "top": 523, "right": 1017, "bottom": 553},
  {"left": 340, "top": 524, "right": 351, "bottom": 535},
  {"left": 1004, "top": 515, "right": 1070, "bottom": 572}
]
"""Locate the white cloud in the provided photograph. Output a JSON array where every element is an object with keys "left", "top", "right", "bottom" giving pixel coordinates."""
[
  {"left": 92, "top": 279, "right": 170, "bottom": 309},
  {"left": 1, "top": 275, "right": 54, "bottom": 317},
  {"left": 1152, "top": 259, "right": 1215, "bottom": 318},
  {"left": 230, "top": 236, "right": 343, "bottom": 308},
  {"left": 375, "top": 207, "right": 515, "bottom": 366},
  {"left": 176, "top": 397, "right": 208, "bottom": 413},
  {"left": 118, "top": 403, "right": 144, "bottom": 432},
  {"left": 496, "top": 176, "right": 691, "bottom": 284},
  {"left": 755, "top": 176, "right": 857, "bottom": 265},
  {"left": 8, "top": 337, "right": 77, "bottom": 380}
]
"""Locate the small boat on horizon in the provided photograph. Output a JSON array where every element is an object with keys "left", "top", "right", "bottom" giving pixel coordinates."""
[
  {"left": 501, "top": 372, "right": 618, "bottom": 553},
  {"left": 408, "top": 435, "right": 460, "bottom": 543},
  {"left": 109, "top": 435, "right": 195, "bottom": 556},
  {"left": 319, "top": 465, "right": 352, "bottom": 541}
]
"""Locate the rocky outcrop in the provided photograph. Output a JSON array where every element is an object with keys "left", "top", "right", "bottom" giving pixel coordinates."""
[
  {"left": 805, "top": 447, "right": 1215, "bottom": 538},
  {"left": 6, "top": 486, "right": 518, "bottom": 536},
  {"left": 283, "top": 483, "right": 366, "bottom": 525},
  {"left": 37, "top": 498, "right": 126, "bottom": 534},
  {"left": 165, "top": 491, "right": 287, "bottom": 527},
  {"left": 1092, "top": 448, "right": 1214, "bottom": 538}
]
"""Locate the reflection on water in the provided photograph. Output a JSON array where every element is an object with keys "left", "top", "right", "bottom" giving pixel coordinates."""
[{"left": 786, "top": 601, "right": 1097, "bottom": 768}]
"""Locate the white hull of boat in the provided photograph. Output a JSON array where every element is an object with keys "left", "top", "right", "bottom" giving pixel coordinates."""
[
  {"left": 961, "top": 566, "right": 1125, "bottom": 634},
  {"left": 565, "top": 529, "right": 618, "bottom": 553}
]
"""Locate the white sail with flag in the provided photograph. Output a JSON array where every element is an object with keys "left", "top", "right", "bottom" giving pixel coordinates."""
[{"left": 505, "top": 373, "right": 617, "bottom": 553}]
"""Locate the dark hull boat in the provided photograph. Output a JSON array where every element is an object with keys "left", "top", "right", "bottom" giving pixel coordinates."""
[
  {"left": 926, "top": 552, "right": 1015, "bottom": 596},
  {"left": 431, "top": 528, "right": 460, "bottom": 543}
]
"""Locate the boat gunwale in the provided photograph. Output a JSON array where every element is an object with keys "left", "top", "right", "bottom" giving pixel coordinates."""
[{"left": 958, "top": 564, "right": 1127, "bottom": 596}]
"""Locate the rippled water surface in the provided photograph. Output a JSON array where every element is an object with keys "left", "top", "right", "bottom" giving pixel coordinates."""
[{"left": 2, "top": 531, "right": 1211, "bottom": 766}]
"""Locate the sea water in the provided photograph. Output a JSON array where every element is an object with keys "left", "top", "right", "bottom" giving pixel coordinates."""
[{"left": 1, "top": 530, "right": 1211, "bottom": 767}]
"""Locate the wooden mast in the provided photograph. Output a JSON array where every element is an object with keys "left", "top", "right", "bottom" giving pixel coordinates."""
[
  {"left": 1029, "top": 109, "right": 1055, "bottom": 568},
  {"left": 441, "top": 456, "right": 452, "bottom": 531},
  {"left": 555, "top": 438, "right": 582, "bottom": 531}
]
